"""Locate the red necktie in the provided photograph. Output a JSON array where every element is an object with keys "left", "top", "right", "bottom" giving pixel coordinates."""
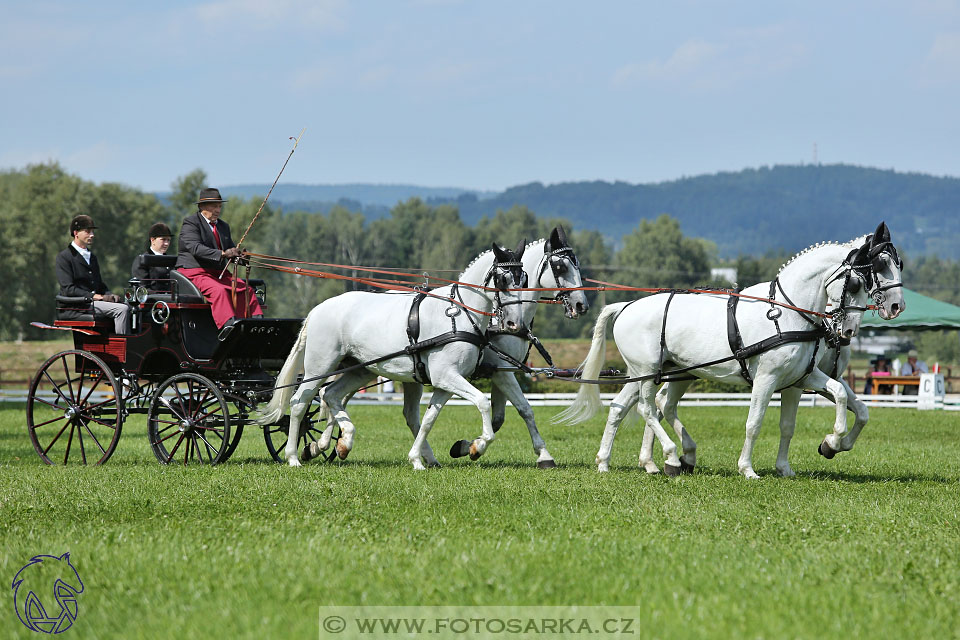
[{"left": 210, "top": 221, "right": 222, "bottom": 249}]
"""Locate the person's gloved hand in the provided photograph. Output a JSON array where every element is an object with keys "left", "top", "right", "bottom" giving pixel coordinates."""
[
  {"left": 103, "top": 293, "right": 122, "bottom": 303},
  {"left": 223, "top": 247, "right": 242, "bottom": 259}
]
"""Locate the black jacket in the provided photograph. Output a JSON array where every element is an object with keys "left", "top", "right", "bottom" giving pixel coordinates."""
[
  {"left": 131, "top": 252, "right": 173, "bottom": 291},
  {"left": 56, "top": 244, "right": 109, "bottom": 298},
  {"left": 55, "top": 244, "right": 111, "bottom": 320},
  {"left": 175, "top": 212, "right": 234, "bottom": 271}
]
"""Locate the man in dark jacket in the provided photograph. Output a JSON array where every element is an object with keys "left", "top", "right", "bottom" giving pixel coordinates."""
[
  {"left": 55, "top": 215, "right": 130, "bottom": 334},
  {"left": 131, "top": 222, "right": 174, "bottom": 291},
  {"left": 175, "top": 188, "right": 262, "bottom": 328}
]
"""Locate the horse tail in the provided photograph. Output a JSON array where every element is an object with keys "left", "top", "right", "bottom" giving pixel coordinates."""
[
  {"left": 254, "top": 318, "right": 309, "bottom": 425},
  {"left": 553, "top": 302, "right": 629, "bottom": 425}
]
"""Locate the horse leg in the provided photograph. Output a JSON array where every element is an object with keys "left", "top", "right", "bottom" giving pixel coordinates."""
[
  {"left": 409, "top": 389, "right": 453, "bottom": 470},
  {"left": 738, "top": 375, "right": 777, "bottom": 479},
  {"left": 638, "top": 380, "right": 682, "bottom": 475},
  {"left": 837, "top": 379, "right": 869, "bottom": 452},
  {"left": 657, "top": 380, "right": 696, "bottom": 472},
  {"left": 450, "top": 380, "right": 505, "bottom": 460},
  {"left": 401, "top": 382, "right": 440, "bottom": 468},
  {"left": 638, "top": 419, "right": 660, "bottom": 474},
  {"left": 304, "top": 370, "right": 374, "bottom": 462},
  {"left": 776, "top": 387, "right": 802, "bottom": 477},
  {"left": 494, "top": 370, "right": 556, "bottom": 469},
  {"left": 596, "top": 382, "right": 639, "bottom": 472},
  {"left": 802, "top": 369, "right": 849, "bottom": 458},
  {"left": 431, "top": 373, "right": 495, "bottom": 460},
  {"left": 318, "top": 369, "right": 376, "bottom": 460},
  {"left": 286, "top": 380, "right": 322, "bottom": 467}
]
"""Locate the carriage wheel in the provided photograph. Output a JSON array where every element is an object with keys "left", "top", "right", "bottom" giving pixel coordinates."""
[
  {"left": 147, "top": 374, "right": 232, "bottom": 465},
  {"left": 26, "top": 350, "right": 123, "bottom": 466},
  {"left": 263, "top": 399, "right": 338, "bottom": 463},
  {"left": 220, "top": 399, "right": 250, "bottom": 462}
]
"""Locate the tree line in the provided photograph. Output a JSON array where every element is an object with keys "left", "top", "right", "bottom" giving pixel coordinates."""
[{"left": 1, "top": 162, "right": 958, "bottom": 364}]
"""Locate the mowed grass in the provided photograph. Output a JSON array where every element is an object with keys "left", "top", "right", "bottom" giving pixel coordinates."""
[{"left": 1, "top": 401, "right": 959, "bottom": 639}]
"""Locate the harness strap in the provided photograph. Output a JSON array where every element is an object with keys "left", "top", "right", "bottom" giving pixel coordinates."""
[
  {"left": 654, "top": 291, "right": 678, "bottom": 385},
  {"left": 726, "top": 289, "right": 753, "bottom": 384},
  {"left": 406, "top": 292, "right": 429, "bottom": 384}
]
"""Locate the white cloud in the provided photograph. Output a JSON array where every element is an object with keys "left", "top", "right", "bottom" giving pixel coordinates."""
[
  {"left": 920, "top": 32, "right": 960, "bottom": 85},
  {"left": 613, "top": 25, "right": 806, "bottom": 91}
]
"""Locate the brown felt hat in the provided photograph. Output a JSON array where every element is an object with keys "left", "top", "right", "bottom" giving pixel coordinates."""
[{"left": 196, "top": 187, "right": 227, "bottom": 204}]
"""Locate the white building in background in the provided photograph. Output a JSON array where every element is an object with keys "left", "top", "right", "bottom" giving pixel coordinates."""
[{"left": 710, "top": 267, "right": 737, "bottom": 285}]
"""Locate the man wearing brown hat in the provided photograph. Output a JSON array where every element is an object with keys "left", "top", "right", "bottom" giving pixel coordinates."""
[
  {"left": 175, "top": 188, "right": 263, "bottom": 328},
  {"left": 131, "top": 222, "right": 174, "bottom": 291},
  {"left": 55, "top": 215, "right": 131, "bottom": 334}
]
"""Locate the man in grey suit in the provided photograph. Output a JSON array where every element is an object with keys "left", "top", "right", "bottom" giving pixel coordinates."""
[{"left": 175, "top": 187, "right": 262, "bottom": 328}]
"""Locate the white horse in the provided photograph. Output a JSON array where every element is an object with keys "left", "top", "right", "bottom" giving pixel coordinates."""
[
  {"left": 647, "top": 270, "right": 872, "bottom": 477},
  {"left": 556, "top": 223, "right": 905, "bottom": 478},
  {"left": 309, "top": 227, "right": 591, "bottom": 469},
  {"left": 255, "top": 243, "right": 531, "bottom": 470}
]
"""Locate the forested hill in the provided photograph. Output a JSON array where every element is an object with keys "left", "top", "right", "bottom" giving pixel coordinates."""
[
  {"left": 221, "top": 164, "right": 960, "bottom": 259},
  {"left": 437, "top": 165, "right": 960, "bottom": 258}
]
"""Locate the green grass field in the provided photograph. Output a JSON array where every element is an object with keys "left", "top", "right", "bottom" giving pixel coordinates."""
[{"left": 1, "top": 402, "right": 958, "bottom": 639}]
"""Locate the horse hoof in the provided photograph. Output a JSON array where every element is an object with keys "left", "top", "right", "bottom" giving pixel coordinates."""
[
  {"left": 449, "top": 440, "right": 472, "bottom": 459},
  {"left": 537, "top": 459, "right": 557, "bottom": 470},
  {"left": 818, "top": 440, "right": 837, "bottom": 459},
  {"left": 301, "top": 441, "right": 321, "bottom": 462},
  {"left": 469, "top": 442, "right": 482, "bottom": 461},
  {"left": 335, "top": 443, "right": 350, "bottom": 460},
  {"left": 680, "top": 459, "right": 695, "bottom": 474},
  {"left": 663, "top": 463, "right": 682, "bottom": 477}
]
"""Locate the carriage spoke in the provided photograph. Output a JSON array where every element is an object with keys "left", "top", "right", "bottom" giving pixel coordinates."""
[
  {"left": 78, "top": 371, "right": 105, "bottom": 407},
  {"left": 166, "top": 433, "right": 185, "bottom": 463},
  {"left": 153, "top": 429, "right": 181, "bottom": 445},
  {"left": 79, "top": 418, "right": 107, "bottom": 455},
  {"left": 77, "top": 421, "right": 87, "bottom": 465},
  {"left": 195, "top": 431, "right": 219, "bottom": 461},
  {"left": 60, "top": 356, "right": 77, "bottom": 403},
  {"left": 31, "top": 414, "right": 70, "bottom": 429},
  {"left": 63, "top": 422, "right": 76, "bottom": 465},
  {"left": 43, "top": 421, "right": 72, "bottom": 455},
  {"left": 43, "top": 370, "right": 73, "bottom": 406},
  {"left": 86, "top": 415, "right": 119, "bottom": 430}
]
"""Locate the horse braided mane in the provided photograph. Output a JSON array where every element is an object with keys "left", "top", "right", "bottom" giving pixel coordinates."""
[
  {"left": 458, "top": 238, "right": 550, "bottom": 279},
  {"left": 776, "top": 234, "right": 869, "bottom": 276}
]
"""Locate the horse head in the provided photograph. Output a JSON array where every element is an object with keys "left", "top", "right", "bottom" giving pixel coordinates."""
[
  {"left": 489, "top": 240, "right": 529, "bottom": 333},
  {"left": 542, "top": 225, "right": 589, "bottom": 319},
  {"left": 12, "top": 552, "right": 84, "bottom": 633},
  {"left": 848, "top": 221, "right": 905, "bottom": 320},
  {"left": 826, "top": 266, "right": 871, "bottom": 341}
]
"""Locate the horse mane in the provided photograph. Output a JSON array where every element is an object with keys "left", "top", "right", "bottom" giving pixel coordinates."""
[
  {"left": 459, "top": 248, "right": 496, "bottom": 280},
  {"left": 776, "top": 235, "right": 869, "bottom": 276}
]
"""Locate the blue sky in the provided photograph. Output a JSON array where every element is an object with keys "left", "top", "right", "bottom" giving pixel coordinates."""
[{"left": 2, "top": 0, "right": 959, "bottom": 192}]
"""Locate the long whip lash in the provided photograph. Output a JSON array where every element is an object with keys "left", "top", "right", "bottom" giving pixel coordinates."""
[{"left": 219, "top": 128, "right": 305, "bottom": 279}]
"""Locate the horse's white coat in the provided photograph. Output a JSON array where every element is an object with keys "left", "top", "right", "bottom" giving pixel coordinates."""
[
  {"left": 556, "top": 235, "right": 904, "bottom": 478},
  {"left": 255, "top": 246, "right": 529, "bottom": 469}
]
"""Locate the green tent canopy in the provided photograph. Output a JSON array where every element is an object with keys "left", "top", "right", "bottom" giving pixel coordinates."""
[{"left": 860, "top": 288, "right": 960, "bottom": 331}]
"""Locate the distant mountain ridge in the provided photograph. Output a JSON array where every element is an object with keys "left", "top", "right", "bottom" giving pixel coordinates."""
[{"left": 212, "top": 165, "right": 960, "bottom": 259}]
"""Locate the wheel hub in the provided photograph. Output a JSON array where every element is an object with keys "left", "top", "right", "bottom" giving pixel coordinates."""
[{"left": 179, "top": 418, "right": 193, "bottom": 433}]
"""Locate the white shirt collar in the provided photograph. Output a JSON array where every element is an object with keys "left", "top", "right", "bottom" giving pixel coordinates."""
[
  {"left": 71, "top": 241, "right": 91, "bottom": 264},
  {"left": 150, "top": 248, "right": 166, "bottom": 255}
]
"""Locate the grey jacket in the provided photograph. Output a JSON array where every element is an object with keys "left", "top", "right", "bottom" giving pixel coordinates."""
[{"left": 175, "top": 212, "right": 235, "bottom": 271}]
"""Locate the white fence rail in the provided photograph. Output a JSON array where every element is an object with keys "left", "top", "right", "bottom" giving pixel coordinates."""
[{"left": 4, "top": 389, "right": 958, "bottom": 410}]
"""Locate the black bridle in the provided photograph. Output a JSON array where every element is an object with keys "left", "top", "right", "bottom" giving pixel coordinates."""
[{"left": 537, "top": 246, "right": 581, "bottom": 309}]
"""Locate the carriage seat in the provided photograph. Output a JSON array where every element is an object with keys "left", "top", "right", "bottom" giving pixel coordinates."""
[
  {"left": 168, "top": 270, "right": 266, "bottom": 306},
  {"left": 54, "top": 295, "right": 113, "bottom": 330}
]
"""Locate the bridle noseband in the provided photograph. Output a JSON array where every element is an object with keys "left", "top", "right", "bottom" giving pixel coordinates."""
[{"left": 537, "top": 246, "right": 580, "bottom": 309}]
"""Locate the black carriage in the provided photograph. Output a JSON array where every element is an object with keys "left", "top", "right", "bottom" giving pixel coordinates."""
[{"left": 27, "top": 256, "right": 330, "bottom": 466}]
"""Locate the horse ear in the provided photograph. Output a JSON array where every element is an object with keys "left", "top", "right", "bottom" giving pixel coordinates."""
[
  {"left": 492, "top": 242, "right": 507, "bottom": 259},
  {"left": 515, "top": 238, "right": 526, "bottom": 257},
  {"left": 556, "top": 224, "right": 568, "bottom": 247},
  {"left": 872, "top": 221, "right": 890, "bottom": 245}
]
